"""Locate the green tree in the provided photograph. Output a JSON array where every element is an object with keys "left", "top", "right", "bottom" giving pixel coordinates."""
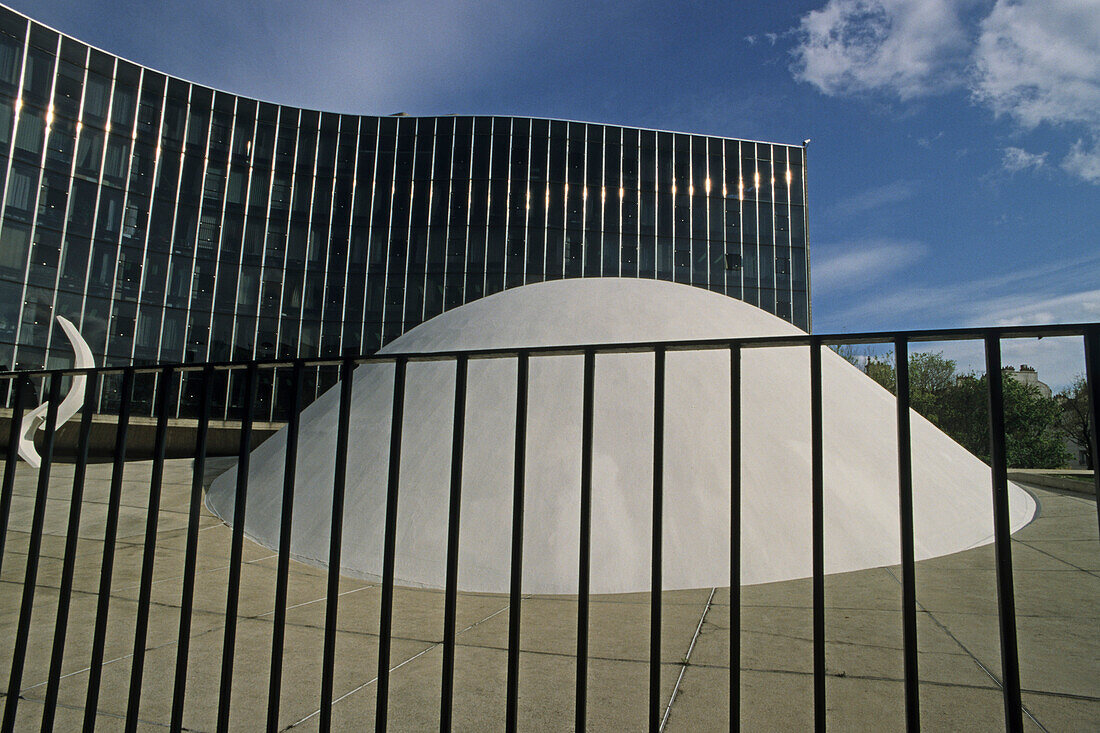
[
  {"left": 1058, "top": 376, "right": 1093, "bottom": 469},
  {"left": 932, "top": 373, "right": 1068, "bottom": 468},
  {"left": 840, "top": 349, "right": 1068, "bottom": 468},
  {"left": 865, "top": 354, "right": 896, "bottom": 392},
  {"left": 863, "top": 351, "right": 957, "bottom": 425}
]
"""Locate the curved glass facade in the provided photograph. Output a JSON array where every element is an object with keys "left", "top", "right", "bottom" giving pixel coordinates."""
[{"left": 0, "top": 6, "right": 809, "bottom": 416}]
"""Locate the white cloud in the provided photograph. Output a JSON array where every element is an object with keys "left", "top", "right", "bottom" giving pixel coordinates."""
[
  {"left": 972, "top": 0, "right": 1100, "bottom": 131},
  {"left": 912, "top": 337, "right": 1086, "bottom": 393},
  {"left": 819, "top": 258, "right": 1100, "bottom": 389},
  {"left": 965, "top": 289, "right": 1100, "bottom": 328},
  {"left": 829, "top": 179, "right": 917, "bottom": 218},
  {"left": 790, "top": 0, "right": 971, "bottom": 99},
  {"left": 813, "top": 238, "right": 927, "bottom": 292},
  {"left": 818, "top": 251, "right": 1100, "bottom": 327},
  {"left": 916, "top": 130, "right": 944, "bottom": 148},
  {"left": 790, "top": 0, "right": 1100, "bottom": 183},
  {"left": 1062, "top": 138, "right": 1100, "bottom": 183},
  {"left": 1001, "top": 146, "right": 1047, "bottom": 173}
]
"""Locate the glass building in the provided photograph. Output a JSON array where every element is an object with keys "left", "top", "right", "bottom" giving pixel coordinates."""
[{"left": 0, "top": 6, "right": 809, "bottom": 418}]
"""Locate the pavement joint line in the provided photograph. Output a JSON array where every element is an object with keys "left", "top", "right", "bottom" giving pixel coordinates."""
[
  {"left": 1013, "top": 538, "right": 1100, "bottom": 579},
  {"left": 281, "top": 598, "right": 518, "bottom": 730},
  {"left": 883, "top": 566, "right": 1051, "bottom": 732},
  {"left": 16, "top": 585, "right": 426, "bottom": 698},
  {"left": 0, "top": 691, "right": 202, "bottom": 731},
  {"left": 0, "top": 549, "right": 284, "bottom": 616},
  {"left": 19, "top": 623, "right": 226, "bottom": 693},
  {"left": 659, "top": 586, "right": 715, "bottom": 732},
  {"left": 737, "top": 601, "right": 1100, "bottom": 619},
  {"left": 733, "top": 626, "right": 969, "bottom": 655},
  {"left": 728, "top": 665, "right": 1100, "bottom": 700},
  {"left": 253, "top": 582, "right": 377, "bottom": 618},
  {"left": 10, "top": 552, "right": 329, "bottom": 695}
]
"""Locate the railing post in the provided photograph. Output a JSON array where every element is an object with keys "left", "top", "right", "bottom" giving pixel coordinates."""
[
  {"left": 441, "top": 354, "right": 469, "bottom": 731},
  {"left": 125, "top": 367, "right": 174, "bottom": 732},
  {"left": 2, "top": 372, "right": 62, "bottom": 733},
  {"left": 0, "top": 374, "right": 28, "bottom": 578},
  {"left": 809, "top": 337, "right": 826, "bottom": 732},
  {"left": 505, "top": 351, "right": 530, "bottom": 733},
  {"left": 576, "top": 349, "right": 596, "bottom": 733},
  {"left": 320, "top": 357, "right": 356, "bottom": 730},
  {"left": 42, "top": 373, "right": 99, "bottom": 732},
  {"left": 376, "top": 356, "right": 408, "bottom": 732},
  {"left": 894, "top": 337, "right": 920, "bottom": 731},
  {"left": 984, "top": 334, "right": 1023, "bottom": 732},
  {"left": 650, "top": 347, "right": 665, "bottom": 732},
  {"left": 216, "top": 363, "right": 258, "bottom": 733},
  {"left": 84, "top": 367, "right": 135, "bottom": 731},
  {"left": 171, "top": 365, "right": 213, "bottom": 732},
  {"left": 1085, "top": 327, "right": 1100, "bottom": 539},
  {"left": 267, "top": 361, "right": 304, "bottom": 732},
  {"left": 730, "top": 342, "right": 742, "bottom": 732}
]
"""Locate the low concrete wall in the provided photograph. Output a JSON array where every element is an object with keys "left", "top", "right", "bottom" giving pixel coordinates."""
[
  {"left": 0, "top": 413, "right": 281, "bottom": 460},
  {"left": 1008, "top": 469, "right": 1095, "bottom": 496}
]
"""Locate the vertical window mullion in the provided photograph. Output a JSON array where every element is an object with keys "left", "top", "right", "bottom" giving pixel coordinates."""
[
  {"left": 10, "top": 30, "right": 58, "bottom": 361},
  {"left": 128, "top": 74, "right": 169, "bottom": 366}
]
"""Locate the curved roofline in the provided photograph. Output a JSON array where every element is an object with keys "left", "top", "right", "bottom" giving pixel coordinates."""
[{"left": 6, "top": 3, "right": 807, "bottom": 150}]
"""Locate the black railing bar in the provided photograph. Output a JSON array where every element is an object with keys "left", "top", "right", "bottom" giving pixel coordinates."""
[
  {"left": 804, "top": 323, "right": 1096, "bottom": 346},
  {"left": 216, "top": 363, "right": 258, "bottom": 733},
  {"left": 0, "top": 375, "right": 28, "bottom": 579},
  {"left": 505, "top": 350, "right": 530, "bottom": 733},
  {"left": 440, "top": 354, "right": 469, "bottom": 731},
  {"left": 266, "top": 362, "right": 304, "bottom": 733},
  {"left": 809, "top": 337, "right": 826, "bottom": 732},
  {"left": 984, "top": 335, "right": 1024, "bottom": 733},
  {"left": 1, "top": 321, "right": 1097, "bottom": 381},
  {"left": 171, "top": 366, "right": 213, "bottom": 732},
  {"left": 320, "top": 357, "right": 355, "bottom": 730},
  {"left": 41, "top": 373, "right": 98, "bottom": 732},
  {"left": 1084, "top": 327, "right": 1100, "bottom": 540},
  {"left": 1, "top": 373, "right": 61, "bottom": 733},
  {"left": 729, "top": 343, "right": 742, "bottom": 732},
  {"left": 649, "top": 347, "right": 665, "bottom": 733},
  {"left": 84, "top": 367, "right": 134, "bottom": 732},
  {"left": 375, "top": 357, "right": 408, "bottom": 733},
  {"left": 575, "top": 348, "right": 596, "bottom": 732},
  {"left": 124, "top": 367, "right": 174, "bottom": 733},
  {"left": 331, "top": 322, "right": 1093, "bottom": 359},
  {"left": 894, "top": 337, "right": 921, "bottom": 732}
]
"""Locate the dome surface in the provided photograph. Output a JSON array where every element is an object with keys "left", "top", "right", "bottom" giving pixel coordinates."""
[{"left": 207, "top": 278, "right": 1035, "bottom": 593}]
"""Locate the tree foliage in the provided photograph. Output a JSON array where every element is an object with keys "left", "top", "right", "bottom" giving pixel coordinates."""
[
  {"left": 1058, "top": 376, "right": 1093, "bottom": 469},
  {"left": 941, "top": 375, "right": 1068, "bottom": 468},
  {"left": 837, "top": 348, "right": 1069, "bottom": 468}
]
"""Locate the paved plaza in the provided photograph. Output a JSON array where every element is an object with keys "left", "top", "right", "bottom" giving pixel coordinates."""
[{"left": 0, "top": 457, "right": 1097, "bottom": 730}]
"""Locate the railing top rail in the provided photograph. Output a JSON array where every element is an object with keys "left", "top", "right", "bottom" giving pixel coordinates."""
[{"left": 2, "top": 321, "right": 1098, "bottom": 379}]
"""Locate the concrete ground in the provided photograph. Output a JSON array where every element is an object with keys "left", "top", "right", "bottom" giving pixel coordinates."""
[{"left": 0, "top": 457, "right": 1096, "bottom": 731}]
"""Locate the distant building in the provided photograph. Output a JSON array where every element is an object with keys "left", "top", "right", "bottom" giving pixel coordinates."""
[{"left": 1002, "top": 365, "right": 1052, "bottom": 399}]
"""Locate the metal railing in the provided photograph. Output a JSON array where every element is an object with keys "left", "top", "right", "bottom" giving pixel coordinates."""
[{"left": 0, "top": 321, "right": 1097, "bottom": 732}]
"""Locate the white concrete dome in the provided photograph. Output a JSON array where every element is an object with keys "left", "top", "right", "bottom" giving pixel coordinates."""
[{"left": 207, "top": 278, "right": 1036, "bottom": 594}]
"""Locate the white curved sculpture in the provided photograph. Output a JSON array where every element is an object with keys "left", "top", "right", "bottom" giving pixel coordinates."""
[
  {"left": 207, "top": 279, "right": 1036, "bottom": 593},
  {"left": 18, "top": 316, "right": 95, "bottom": 468}
]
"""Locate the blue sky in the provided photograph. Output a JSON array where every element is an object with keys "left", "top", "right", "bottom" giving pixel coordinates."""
[{"left": 13, "top": 0, "right": 1099, "bottom": 389}]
